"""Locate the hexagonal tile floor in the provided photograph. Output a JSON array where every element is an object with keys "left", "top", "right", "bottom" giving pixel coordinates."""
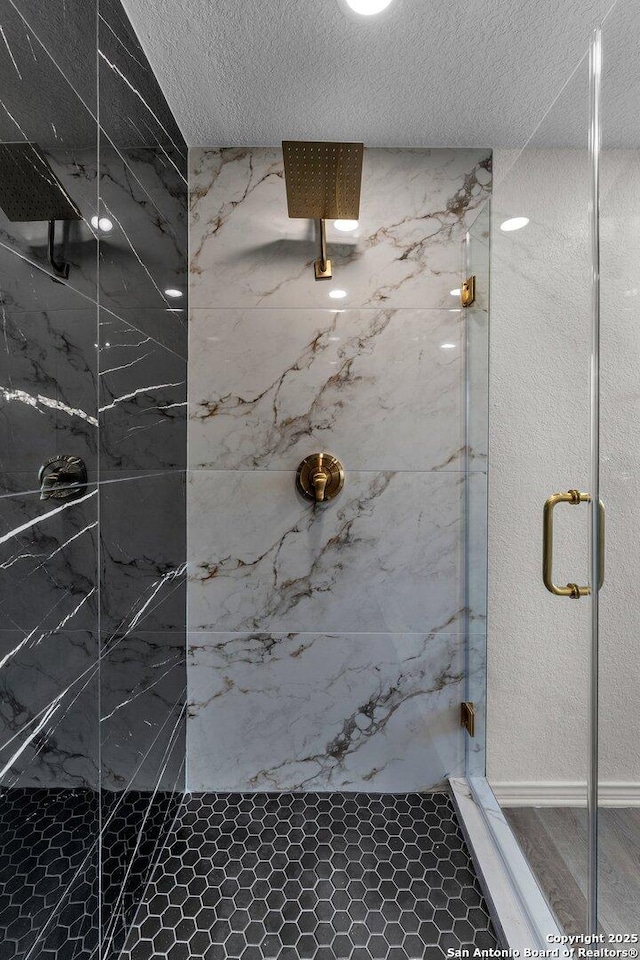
[
  {"left": 122, "top": 792, "right": 498, "bottom": 960},
  {"left": 0, "top": 787, "right": 181, "bottom": 960},
  {"left": 0, "top": 788, "right": 99, "bottom": 960}
]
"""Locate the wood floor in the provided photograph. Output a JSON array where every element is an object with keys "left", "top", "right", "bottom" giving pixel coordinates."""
[{"left": 505, "top": 807, "right": 640, "bottom": 936}]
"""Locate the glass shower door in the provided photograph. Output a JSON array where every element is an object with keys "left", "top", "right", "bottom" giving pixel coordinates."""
[
  {"left": 595, "top": 0, "right": 640, "bottom": 937},
  {"left": 464, "top": 37, "right": 604, "bottom": 939}
]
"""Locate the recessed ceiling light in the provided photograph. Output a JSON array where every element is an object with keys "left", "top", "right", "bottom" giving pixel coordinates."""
[
  {"left": 164, "top": 288, "right": 183, "bottom": 298},
  {"left": 91, "top": 215, "right": 113, "bottom": 232},
  {"left": 441, "top": 342, "right": 456, "bottom": 350},
  {"left": 334, "top": 219, "right": 359, "bottom": 232},
  {"left": 329, "top": 289, "right": 347, "bottom": 299},
  {"left": 500, "top": 217, "right": 529, "bottom": 232},
  {"left": 344, "top": 0, "right": 393, "bottom": 13},
  {"left": 450, "top": 289, "right": 461, "bottom": 297}
]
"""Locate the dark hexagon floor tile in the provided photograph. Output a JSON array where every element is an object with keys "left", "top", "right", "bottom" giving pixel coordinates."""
[{"left": 120, "top": 792, "right": 498, "bottom": 960}]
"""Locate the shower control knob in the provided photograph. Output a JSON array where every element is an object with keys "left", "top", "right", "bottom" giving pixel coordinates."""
[
  {"left": 39, "top": 455, "right": 87, "bottom": 501},
  {"left": 296, "top": 453, "right": 344, "bottom": 504}
]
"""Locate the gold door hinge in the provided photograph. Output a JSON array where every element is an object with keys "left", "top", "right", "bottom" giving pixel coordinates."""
[
  {"left": 461, "top": 275, "right": 476, "bottom": 308},
  {"left": 461, "top": 701, "right": 475, "bottom": 738}
]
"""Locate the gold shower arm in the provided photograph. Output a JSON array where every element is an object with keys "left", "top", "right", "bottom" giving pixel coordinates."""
[
  {"left": 542, "top": 490, "right": 605, "bottom": 598},
  {"left": 314, "top": 219, "right": 332, "bottom": 280}
]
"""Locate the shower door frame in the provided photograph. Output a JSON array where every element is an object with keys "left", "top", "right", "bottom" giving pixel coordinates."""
[{"left": 453, "top": 25, "right": 604, "bottom": 944}]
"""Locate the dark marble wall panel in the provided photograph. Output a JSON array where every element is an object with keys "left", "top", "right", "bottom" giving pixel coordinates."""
[
  {"left": 0, "top": 304, "right": 98, "bottom": 496},
  {"left": 97, "top": 1, "right": 188, "bottom": 956},
  {"left": 0, "top": 1, "right": 95, "bottom": 147},
  {"left": 8, "top": 0, "right": 98, "bottom": 123},
  {"left": 99, "top": 473, "right": 186, "bottom": 637},
  {"left": 0, "top": 0, "right": 187, "bottom": 955},
  {"left": 99, "top": 310, "right": 187, "bottom": 476},
  {"left": 0, "top": 0, "right": 101, "bottom": 950},
  {"left": 0, "top": 0, "right": 98, "bottom": 300},
  {"left": 97, "top": 0, "right": 186, "bottom": 156},
  {"left": 0, "top": 487, "right": 98, "bottom": 634},
  {"left": 98, "top": 146, "right": 187, "bottom": 315}
]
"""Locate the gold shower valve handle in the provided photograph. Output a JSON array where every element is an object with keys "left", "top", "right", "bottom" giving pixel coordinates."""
[
  {"left": 296, "top": 454, "right": 345, "bottom": 504},
  {"left": 310, "top": 467, "right": 329, "bottom": 503},
  {"left": 542, "top": 490, "right": 605, "bottom": 598}
]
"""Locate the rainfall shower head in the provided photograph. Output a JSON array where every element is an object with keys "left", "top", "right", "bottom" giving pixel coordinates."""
[
  {"left": 0, "top": 142, "right": 81, "bottom": 222},
  {"left": 282, "top": 140, "right": 364, "bottom": 281},
  {"left": 0, "top": 142, "right": 82, "bottom": 279},
  {"left": 282, "top": 140, "right": 364, "bottom": 221}
]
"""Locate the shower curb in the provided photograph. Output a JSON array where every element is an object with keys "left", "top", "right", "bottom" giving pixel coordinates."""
[{"left": 450, "top": 777, "right": 571, "bottom": 954}]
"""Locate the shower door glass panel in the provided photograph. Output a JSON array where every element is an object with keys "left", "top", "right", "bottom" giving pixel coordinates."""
[
  {"left": 482, "top": 48, "right": 597, "bottom": 935},
  {"left": 0, "top": 0, "right": 100, "bottom": 956},
  {"left": 465, "top": 201, "right": 490, "bottom": 779},
  {"left": 597, "top": 0, "right": 640, "bottom": 936}
]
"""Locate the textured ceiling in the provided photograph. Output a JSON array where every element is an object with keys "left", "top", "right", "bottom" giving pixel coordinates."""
[{"left": 119, "top": 0, "right": 627, "bottom": 148}]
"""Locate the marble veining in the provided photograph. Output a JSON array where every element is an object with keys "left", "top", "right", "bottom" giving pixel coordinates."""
[
  {"left": 0, "top": 489, "right": 98, "bottom": 637},
  {"left": 188, "top": 470, "right": 463, "bottom": 635},
  {"left": 99, "top": 312, "right": 187, "bottom": 475},
  {"left": 98, "top": 146, "right": 188, "bottom": 315},
  {"left": 0, "top": 666, "right": 98, "bottom": 789},
  {"left": 0, "top": 630, "right": 96, "bottom": 754},
  {"left": 0, "top": 0, "right": 189, "bottom": 955},
  {"left": 0, "top": 305, "right": 98, "bottom": 495},
  {"left": 190, "top": 147, "right": 492, "bottom": 310},
  {"left": 187, "top": 631, "right": 463, "bottom": 793},
  {"left": 189, "top": 307, "right": 465, "bottom": 472},
  {"left": 101, "top": 634, "right": 186, "bottom": 792},
  {"left": 187, "top": 146, "right": 491, "bottom": 791}
]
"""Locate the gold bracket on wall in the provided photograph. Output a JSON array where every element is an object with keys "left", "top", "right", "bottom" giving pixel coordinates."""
[
  {"left": 461, "top": 701, "right": 475, "bottom": 738},
  {"left": 461, "top": 275, "right": 476, "bottom": 308}
]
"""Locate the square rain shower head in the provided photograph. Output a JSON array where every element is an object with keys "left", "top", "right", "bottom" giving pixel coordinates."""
[
  {"left": 282, "top": 140, "right": 364, "bottom": 220},
  {"left": 0, "top": 142, "right": 82, "bottom": 222}
]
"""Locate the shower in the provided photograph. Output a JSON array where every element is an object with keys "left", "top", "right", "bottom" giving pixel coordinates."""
[
  {"left": 282, "top": 139, "right": 363, "bottom": 280},
  {"left": 0, "top": 142, "right": 82, "bottom": 279}
]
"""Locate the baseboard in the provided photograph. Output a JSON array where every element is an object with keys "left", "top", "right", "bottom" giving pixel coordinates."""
[{"left": 492, "top": 781, "right": 640, "bottom": 807}]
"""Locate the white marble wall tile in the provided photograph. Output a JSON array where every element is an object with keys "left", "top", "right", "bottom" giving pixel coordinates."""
[
  {"left": 189, "top": 308, "right": 463, "bottom": 472},
  {"left": 188, "top": 470, "right": 463, "bottom": 635},
  {"left": 189, "top": 147, "right": 492, "bottom": 310},
  {"left": 186, "top": 146, "right": 491, "bottom": 791},
  {"left": 466, "top": 472, "right": 488, "bottom": 635},
  {"left": 187, "top": 631, "right": 463, "bottom": 793},
  {"left": 465, "top": 204, "right": 490, "bottom": 470}
]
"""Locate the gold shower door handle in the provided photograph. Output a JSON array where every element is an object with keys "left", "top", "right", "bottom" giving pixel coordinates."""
[{"left": 542, "top": 490, "right": 605, "bottom": 598}]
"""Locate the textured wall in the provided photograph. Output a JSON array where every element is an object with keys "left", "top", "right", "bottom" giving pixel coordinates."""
[
  {"left": 187, "top": 145, "right": 492, "bottom": 792},
  {"left": 488, "top": 143, "right": 640, "bottom": 790},
  {"left": 487, "top": 146, "right": 591, "bottom": 788},
  {"left": 0, "top": 0, "right": 187, "bottom": 956}
]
